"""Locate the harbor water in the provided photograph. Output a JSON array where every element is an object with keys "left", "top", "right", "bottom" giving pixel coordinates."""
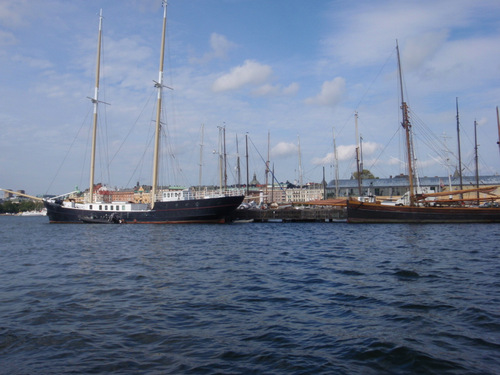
[{"left": 1, "top": 216, "right": 499, "bottom": 374}]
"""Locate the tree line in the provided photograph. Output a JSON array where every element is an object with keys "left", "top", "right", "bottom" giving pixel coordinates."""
[{"left": 0, "top": 200, "right": 44, "bottom": 214}]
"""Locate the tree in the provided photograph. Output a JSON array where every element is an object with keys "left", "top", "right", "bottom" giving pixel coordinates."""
[
  {"left": 352, "top": 169, "right": 377, "bottom": 180},
  {"left": 0, "top": 200, "right": 43, "bottom": 213}
]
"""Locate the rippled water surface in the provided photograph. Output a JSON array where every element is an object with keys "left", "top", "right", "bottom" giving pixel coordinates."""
[{"left": 1, "top": 216, "right": 499, "bottom": 374}]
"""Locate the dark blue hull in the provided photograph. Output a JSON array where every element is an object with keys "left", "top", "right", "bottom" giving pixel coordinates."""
[{"left": 44, "top": 196, "right": 245, "bottom": 224}]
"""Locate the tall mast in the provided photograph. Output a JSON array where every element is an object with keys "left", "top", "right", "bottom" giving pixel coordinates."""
[
  {"left": 271, "top": 163, "right": 275, "bottom": 203},
  {"left": 396, "top": 41, "right": 415, "bottom": 206},
  {"left": 265, "top": 131, "right": 270, "bottom": 203},
  {"left": 236, "top": 134, "right": 241, "bottom": 187},
  {"left": 218, "top": 126, "right": 223, "bottom": 194},
  {"left": 456, "top": 98, "right": 463, "bottom": 197},
  {"left": 333, "top": 127, "right": 339, "bottom": 198},
  {"left": 198, "top": 124, "right": 204, "bottom": 190},
  {"left": 496, "top": 106, "right": 500, "bottom": 158},
  {"left": 245, "top": 133, "right": 249, "bottom": 195},
  {"left": 474, "top": 119, "right": 480, "bottom": 204},
  {"left": 151, "top": 1, "right": 168, "bottom": 206},
  {"left": 223, "top": 126, "right": 227, "bottom": 191},
  {"left": 88, "top": 9, "right": 103, "bottom": 203},
  {"left": 355, "top": 111, "right": 362, "bottom": 196},
  {"left": 298, "top": 135, "right": 303, "bottom": 188}
]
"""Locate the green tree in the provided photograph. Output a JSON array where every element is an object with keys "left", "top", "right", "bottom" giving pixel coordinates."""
[
  {"left": 352, "top": 169, "right": 377, "bottom": 180},
  {"left": 0, "top": 201, "right": 19, "bottom": 213}
]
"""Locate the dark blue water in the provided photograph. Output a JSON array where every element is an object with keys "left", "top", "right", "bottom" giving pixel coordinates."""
[{"left": 1, "top": 216, "right": 499, "bottom": 374}]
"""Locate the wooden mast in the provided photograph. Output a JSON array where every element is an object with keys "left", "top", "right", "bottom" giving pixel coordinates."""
[
  {"left": 236, "top": 134, "right": 241, "bottom": 187},
  {"left": 355, "top": 111, "right": 362, "bottom": 196},
  {"left": 88, "top": 10, "right": 103, "bottom": 203},
  {"left": 198, "top": 124, "right": 204, "bottom": 190},
  {"left": 396, "top": 41, "right": 415, "bottom": 206},
  {"left": 474, "top": 119, "right": 480, "bottom": 204},
  {"left": 496, "top": 106, "right": 500, "bottom": 157},
  {"left": 298, "top": 135, "right": 303, "bottom": 187},
  {"left": 265, "top": 131, "right": 270, "bottom": 203},
  {"left": 245, "top": 133, "right": 249, "bottom": 195},
  {"left": 151, "top": 1, "right": 168, "bottom": 206},
  {"left": 456, "top": 97, "right": 464, "bottom": 198},
  {"left": 333, "top": 127, "right": 339, "bottom": 198}
]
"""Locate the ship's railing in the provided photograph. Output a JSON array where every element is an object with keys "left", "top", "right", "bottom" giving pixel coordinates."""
[
  {"left": 154, "top": 188, "right": 245, "bottom": 202},
  {"left": 191, "top": 188, "right": 246, "bottom": 199}
]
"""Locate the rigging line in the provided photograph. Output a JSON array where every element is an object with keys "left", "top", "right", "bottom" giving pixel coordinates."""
[
  {"left": 109, "top": 90, "right": 155, "bottom": 165},
  {"left": 100, "top": 29, "right": 111, "bottom": 185},
  {"left": 248, "top": 136, "right": 285, "bottom": 192},
  {"left": 124, "top": 100, "right": 158, "bottom": 188},
  {"left": 45, "top": 108, "right": 92, "bottom": 195},
  {"left": 367, "top": 127, "right": 400, "bottom": 173},
  {"left": 334, "top": 48, "right": 399, "bottom": 143},
  {"left": 80, "top": 118, "right": 92, "bottom": 189},
  {"left": 124, "top": 129, "right": 155, "bottom": 189},
  {"left": 409, "top": 109, "right": 449, "bottom": 160},
  {"left": 354, "top": 48, "right": 397, "bottom": 112}
]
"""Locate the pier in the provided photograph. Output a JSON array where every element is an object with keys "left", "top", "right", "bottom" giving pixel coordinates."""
[{"left": 230, "top": 206, "right": 347, "bottom": 222}]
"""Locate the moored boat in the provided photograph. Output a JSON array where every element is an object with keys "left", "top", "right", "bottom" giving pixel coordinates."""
[
  {"left": 43, "top": 3, "right": 243, "bottom": 224},
  {"left": 347, "top": 42, "right": 500, "bottom": 223}
]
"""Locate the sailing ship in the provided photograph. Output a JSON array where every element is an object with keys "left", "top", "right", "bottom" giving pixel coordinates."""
[
  {"left": 347, "top": 42, "right": 500, "bottom": 223},
  {"left": 44, "top": 3, "right": 244, "bottom": 224}
]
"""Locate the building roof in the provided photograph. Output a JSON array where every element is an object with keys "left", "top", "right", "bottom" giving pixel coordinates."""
[{"left": 328, "top": 175, "right": 500, "bottom": 188}]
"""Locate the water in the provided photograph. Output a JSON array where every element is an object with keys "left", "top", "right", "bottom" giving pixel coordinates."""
[{"left": 1, "top": 216, "right": 499, "bottom": 374}]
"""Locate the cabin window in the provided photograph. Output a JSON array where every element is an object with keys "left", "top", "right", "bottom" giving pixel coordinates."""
[
  {"left": 122, "top": 205, "right": 126, "bottom": 210},
  {"left": 105, "top": 205, "right": 108, "bottom": 210},
  {"left": 99, "top": 205, "right": 102, "bottom": 210},
  {"left": 116, "top": 206, "right": 119, "bottom": 211},
  {"left": 89, "top": 204, "right": 93, "bottom": 209}
]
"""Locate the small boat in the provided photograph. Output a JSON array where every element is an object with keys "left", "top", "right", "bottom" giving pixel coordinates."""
[
  {"left": 347, "top": 42, "right": 500, "bottom": 223},
  {"left": 81, "top": 214, "right": 122, "bottom": 224},
  {"left": 44, "top": 3, "right": 244, "bottom": 224}
]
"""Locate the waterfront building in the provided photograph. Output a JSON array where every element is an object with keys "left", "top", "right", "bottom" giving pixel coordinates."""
[{"left": 327, "top": 174, "right": 500, "bottom": 199}]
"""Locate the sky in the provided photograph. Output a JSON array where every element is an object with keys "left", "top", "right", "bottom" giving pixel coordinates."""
[{"left": 1, "top": 0, "right": 500, "bottom": 196}]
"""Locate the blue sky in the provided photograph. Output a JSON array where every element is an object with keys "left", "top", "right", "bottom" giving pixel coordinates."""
[{"left": 1, "top": 0, "right": 500, "bottom": 196}]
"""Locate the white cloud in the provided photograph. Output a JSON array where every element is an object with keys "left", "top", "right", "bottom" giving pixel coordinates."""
[
  {"left": 212, "top": 60, "right": 272, "bottom": 92},
  {"left": 322, "top": 1, "right": 472, "bottom": 67},
  {"left": 271, "top": 142, "right": 298, "bottom": 158},
  {"left": 360, "top": 141, "right": 381, "bottom": 157},
  {"left": 305, "top": 77, "right": 345, "bottom": 106},
  {"left": 312, "top": 152, "right": 335, "bottom": 165},
  {"left": 210, "top": 33, "right": 236, "bottom": 59},
  {"left": 12, "top": 54, "right": 52, "bottom": 69},
  {"left": 252, "top": 84, "right": 279, "bottom": 96},
  {"left": 193, "top": 33, "right": 237, "bottom": 64},
  {"left": 283, "top": 82, "right": 299, "bottom": 95},
  {"left": 0, "top": 0, "right": 28, "bottom": 28},
  {"left": 252, "top": 82, "right": 300, "bottom": 97},
  {"left": 402, "top": 31, "right": 448, "bottom": 72},
  {"left": 0, "top": 30, "right": 16, "bottom": 46},
  {"left": 476, "top": 117, "right": 488, "bottom": 126},
  {"left": 313, "top": 141, "right": 381, "bottom": 166}
]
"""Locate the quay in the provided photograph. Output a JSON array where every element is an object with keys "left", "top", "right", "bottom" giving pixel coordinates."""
[{"left": 230, "top": 206, "right": 347, "bottom": 223}]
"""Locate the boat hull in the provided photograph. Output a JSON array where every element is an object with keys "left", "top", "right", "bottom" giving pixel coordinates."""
[
  {"left": 44, "top": 196, "right": 245, "bottom": 224},
  {"left": 346, "top": 200, "right": 500, "bottom": 223}
]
